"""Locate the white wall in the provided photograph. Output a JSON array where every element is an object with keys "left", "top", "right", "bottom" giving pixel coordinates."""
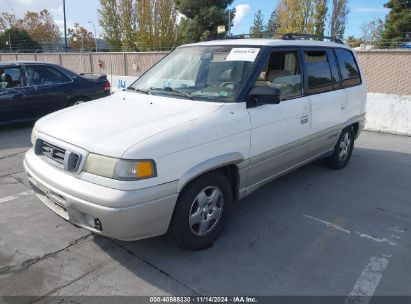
[
  {"left": 108, "top": 74, "right": 138, "bottom": 92},
  {"left": 108, "top": 75, "right": 411, "bottom": 136},
  {"left": 364, "top": 93, "right": 411, "bottom": 136}
]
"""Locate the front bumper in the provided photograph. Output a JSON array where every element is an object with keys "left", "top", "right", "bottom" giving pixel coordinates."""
[{"left": 24, "top": 149, "right": 178, "bottom": 241}]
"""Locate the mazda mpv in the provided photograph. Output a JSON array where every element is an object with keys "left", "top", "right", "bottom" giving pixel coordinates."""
[{"left": 25, "top": 35, "right": 366, "bottom": 250}]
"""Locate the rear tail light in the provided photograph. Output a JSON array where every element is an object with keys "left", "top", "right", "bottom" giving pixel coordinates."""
[{"left": 104, "top": 81, "right": 111, "bottom": 91}]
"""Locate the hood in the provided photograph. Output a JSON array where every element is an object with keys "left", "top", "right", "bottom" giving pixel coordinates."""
[{"left": 36, "top": 91, "right": 223, "bottom": 158}]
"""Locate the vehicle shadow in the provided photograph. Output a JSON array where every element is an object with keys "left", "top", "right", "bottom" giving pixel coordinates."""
[
  {"left": 0, "top": 123, "right": 33, "bottom": 153},
  {"left": 93, "top": 147, "right": 411, "bottom": 296}
]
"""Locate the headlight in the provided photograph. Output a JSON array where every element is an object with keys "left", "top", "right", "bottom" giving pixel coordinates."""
[
  {"left": 31, "top": 127, "right": 38, "bottom": 145},
  {"left": 83, "top": 154, "right": 156, "bottom": 180}
]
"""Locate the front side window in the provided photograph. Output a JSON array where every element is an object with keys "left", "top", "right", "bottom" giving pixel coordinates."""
[
  {"left": 0, "top": 67, "right": 25, "bottom": 88},
  {"left": 335, "top": 49, "right": 361, "bottom": 87},
  {"left": 26, "top": 65, "right": 71, "bottom": 86},
  {"left": 303, "top": 50, "right": 333, "bottom": 94},
  {"left": 130, "top": 46, "right": 260, "bottom": 102},
  {"left": 255, "top": 50, "right": 303, "bottom": 99}
]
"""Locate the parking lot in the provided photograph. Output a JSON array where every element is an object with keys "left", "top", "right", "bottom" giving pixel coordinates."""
[{"left": 0, "top": 126, "right": 410, "bottom": 300}]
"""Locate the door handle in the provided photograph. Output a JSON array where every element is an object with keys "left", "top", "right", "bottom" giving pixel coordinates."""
[{"left": 300, "top": 114, "right": 308, "bottom": 124}]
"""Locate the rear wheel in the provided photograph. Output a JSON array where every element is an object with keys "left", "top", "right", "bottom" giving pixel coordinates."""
[
  {"left": 325, "top": 126, "right": 355, "bottom": 169},
  {"left": 168, "top": 171, "right": 232, "bottom": 250}
]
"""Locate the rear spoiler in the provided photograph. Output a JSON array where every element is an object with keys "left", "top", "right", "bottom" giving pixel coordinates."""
[{"left": 79, "top": 73, "right": 107, "bottom": 80}]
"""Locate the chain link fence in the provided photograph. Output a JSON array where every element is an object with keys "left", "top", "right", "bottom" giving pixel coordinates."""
[
  {"left": 356, "top": 50, "right": 411, "bottom": 96},
  {"left": 0, "top": 52, "right": 167, "bottom": 78},
  {"left": 0, "top": 50, "right": 410, "bottom": 95}
]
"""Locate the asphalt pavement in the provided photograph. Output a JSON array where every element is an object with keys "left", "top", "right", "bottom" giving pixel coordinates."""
[{"left": 0, "top": 126, "right": 410, "bottom": 301}]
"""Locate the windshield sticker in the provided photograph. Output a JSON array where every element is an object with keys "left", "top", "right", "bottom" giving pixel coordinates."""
[{"left": 226, "top": 48, "right": 260, "bottom": 62}]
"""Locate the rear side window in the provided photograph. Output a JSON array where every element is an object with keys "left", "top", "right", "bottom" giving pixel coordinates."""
[
  {"left": 303, "top": 50, "right": 333, "bottom": 94},
  {"left": 335, "top": 49, "right": 361, "bottom": 87},
  {"left": 26, "top": 65, "right": 71, "bottom": 86}
]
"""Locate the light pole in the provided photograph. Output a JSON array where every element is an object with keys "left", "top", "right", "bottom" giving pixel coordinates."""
[
  {"left": 6, "top": 34, "right": 11, "bottom": 52},
  {"left": 228, "top": 9, "right": 231, "bottom": 36},
  {"left": 227, "top": 9, "right": 234, "bottom": 36},
  {"left": 63, "top": 0, "right": 68, "bottom": 52},
  {"left": 88, "top": 21, "right": 98, "bottom": 53}
]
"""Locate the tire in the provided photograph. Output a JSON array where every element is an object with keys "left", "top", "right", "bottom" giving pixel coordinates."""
[
  {"left": 68, "top": 97, "right": 89, "bottom": 106},
  {"left": 168, "top": 171, "right": 233, "bottom": 251},
  {"left": 325, "top": 126, "right": 355, "bottom": 170}
]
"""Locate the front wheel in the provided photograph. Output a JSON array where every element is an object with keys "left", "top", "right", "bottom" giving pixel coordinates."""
[
  {"left": 325, "top": 127, "right": 355, "bottom": 170},
  {"left": 168, "top": 171, "right": 232, "bottom": 250},
  {"left": 68, "top": 97, "right": 89, "bottom": 107}
]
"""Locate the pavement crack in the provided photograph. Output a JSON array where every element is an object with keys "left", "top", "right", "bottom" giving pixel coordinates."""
[
  {"left": 111, "top": 239, "right": 202, "bottom": 296},
  {"left": 0, "top": 234, "right": 91, "bottom": 275},
  {"left": 0, "top": 151, "right": 27, "bottom": 160},
  {"left": 31, "top": 263, "right": 105, "bottom": 303},
  {"left": 0, "top": 171, "right": 25, "bottom": 178}
]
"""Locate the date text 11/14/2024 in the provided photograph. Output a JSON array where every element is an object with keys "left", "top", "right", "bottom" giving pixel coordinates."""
[{"left": 149, "top": 296, "right": 258, "bottom": 303}]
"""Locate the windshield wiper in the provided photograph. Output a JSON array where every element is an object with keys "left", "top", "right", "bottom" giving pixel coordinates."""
[
  {"left": 150, "top": 87, "right": 194, "bottom": 100},
  {"left": 126, "top": 86, "right": 150, "bottom": 94}
]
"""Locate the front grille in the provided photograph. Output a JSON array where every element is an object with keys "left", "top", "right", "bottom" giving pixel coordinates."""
[
  {"left": 40, "top": 141, "right": 66, "bottom": 164},
  {"left": 35, "top": 139, "right": 81, "bottom": 172}
]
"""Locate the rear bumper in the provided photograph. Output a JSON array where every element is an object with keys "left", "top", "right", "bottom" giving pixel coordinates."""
[
  {"left": 24, "top": 149, "right": 178, "bottom": 241},
  {"left": 356, "top": 112, "right": 366, "bottom": 139}
]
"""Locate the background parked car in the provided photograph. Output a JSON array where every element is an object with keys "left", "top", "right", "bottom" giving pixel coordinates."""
[{"left": 0, "top": 62, "right": 111, "bottom": 125}]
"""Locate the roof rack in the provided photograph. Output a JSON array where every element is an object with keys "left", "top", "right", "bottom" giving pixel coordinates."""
[
  {"left": 281, "top": 33, "right": 344, "bottom": 45},
  {"left": 215, "top": 34, "right": 252, "bottom": 40}
]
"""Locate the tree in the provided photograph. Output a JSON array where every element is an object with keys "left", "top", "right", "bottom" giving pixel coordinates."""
[
  {"left": 0, "top": 10, "right": 60, "bottom": 47},
  {"left": 68, "top": 24, "right": 96, "bottom": 51},
  {"left": 314, "top": 0, "right": 327, "bottom": 36},
  {"left": 346, "top": 35, "right": 362, "bottom": 48},
  {"left": 361, "top": 18, "right": 384, "bottom": 45},
  {"left": 17, "top": 10, "right": 60, "bottom": 44},
  {"left": 119, "top": 0, "right": 138, "bottom": 50},
  {"left": 152, "top": 0, "right": 178, "bottom": 49},
  {"left": 0, "top": 27, "right": 41, "bottom": 52},
  {"left": 98, "top": 0, "right": 178, "bottom": 50},
  {"left": 329, "top": 0, "right": 349, "bottom": 38},
  {"left": 135, "top": 0, "right": 177, "bottom": 50},
  {"left": 250, "top": 10, "right": 265, "bottom": 38},
  {"left": 380, "top": 0, "right": 411, "bottom": 47},
  {"left": 266, "top": 10, "right": 278, "bottom": 37},
  {"left": 175, "top": 0, "right": 234, "bottom": 43},
  {"left": 275, "top": 0, "right": 327, "bottom": 35},
  {"left": 98, "top": 0, "right": 123, "bottom": 50},
  {"left": 0, "top": 13, "right": 17, "bottom": 33},
  {"left": 136, "top": 0, "right": 154, "bottom": 50}
]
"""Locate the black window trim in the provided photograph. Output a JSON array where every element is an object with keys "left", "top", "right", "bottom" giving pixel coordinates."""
[
  {"left": 333, "top": 48, "right": 363, "bottom": 89},
  {"left": 24, "top": 64, "right": 73, "bottom": 87},
  {"left": 327, "top": 48, "right": 343, "bottom": 89},
  {"left": 238, "top": 45, "right": 363, "bottom": 103}
]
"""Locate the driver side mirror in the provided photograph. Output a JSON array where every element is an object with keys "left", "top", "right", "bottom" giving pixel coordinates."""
[{"left": 248, "top": 86, "right": 281, "bottom": 106}]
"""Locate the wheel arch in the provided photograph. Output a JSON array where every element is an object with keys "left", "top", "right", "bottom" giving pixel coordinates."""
[
  {"left": 68, "top": 95, "right": 91, "bottom": 106},
  {"left": 176, "top": 153, "right": 245, "bottom": 200}
]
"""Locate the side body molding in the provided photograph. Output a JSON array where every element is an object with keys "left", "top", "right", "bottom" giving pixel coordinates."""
[{"left": 177, "top": 152, "right": 245, "bottom": 193}]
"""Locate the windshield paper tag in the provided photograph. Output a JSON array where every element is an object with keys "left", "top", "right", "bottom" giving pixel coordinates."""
[{"left": 226, "top": 48, "right": 260, "bottom": 62}]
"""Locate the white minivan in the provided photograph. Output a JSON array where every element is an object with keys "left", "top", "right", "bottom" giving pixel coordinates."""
[{"left": 25, "top": 35, "right": 366, "bottom": 250}]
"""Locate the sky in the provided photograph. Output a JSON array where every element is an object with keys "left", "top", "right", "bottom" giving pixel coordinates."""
[{"left": 0, "top": 0, "right": 391, "bottom": 39}]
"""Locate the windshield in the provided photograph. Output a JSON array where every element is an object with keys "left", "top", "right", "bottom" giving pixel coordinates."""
[{"left": 129, "top": 46, "right": 260, "bottom": 102}]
